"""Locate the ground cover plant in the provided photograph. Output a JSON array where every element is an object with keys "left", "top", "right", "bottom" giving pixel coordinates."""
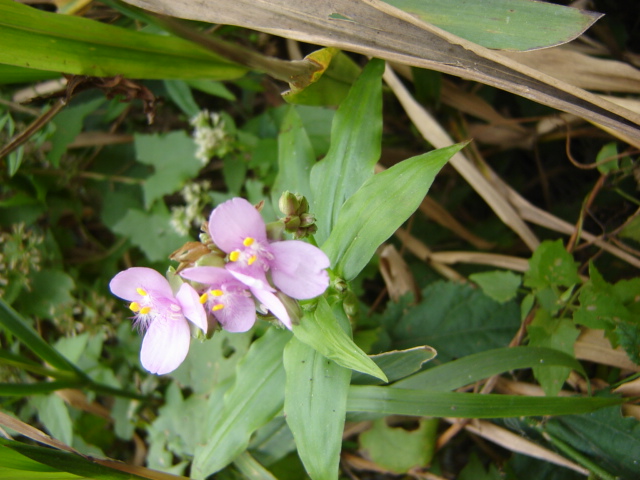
[{"left": 1, "top": 0, "right": 640, "bottom": 479}]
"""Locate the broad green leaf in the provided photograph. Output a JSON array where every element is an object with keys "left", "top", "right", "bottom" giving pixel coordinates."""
[
  {"left": 30, "top": 396, "right": 72, "bottom": 447},
  {"left": 459, "top": 453, "right": 502, "bottom": 480},
  {"left": 393, "top": 347, "right": 587, "bottom": 392},
  {"left": 347, "top": 387, "right": 622, "bottom": 418},
  {"left": 47, "top": 96, "right": 106, "bottom": 168},
  {"left": 351, "top": 346, "right": 437, "bottom": 385},
  {"left": 528, "top": 310, "right": 580, "bottom": 396},
  {"left": 595, "top": 142, "right": 619, "bottom": 175},
  {"left": 620, "top": 214, "right": 640, "bottom": 243},
  {"left": 112, "top": 203, "right": 189, "bottom": 262},
  {"left": 293, "top": 297, "right": 387, "bottom": 382},
  {"left": 171, "top": 329, "right": 252, "bottom": 395},
  {"left": 15, "top": 270, "right": 75, "bottom": 320},
  {"left": 191, "top": 328, "right": 291, "bottom": 479},
  {"left": 134, "top": 131, "right": 202, "bottom": 209},
  {"left": 469, "top": 270, "right": 522, "bottom": 304},
  {"left": 272, "top": 106, "right": 316, "bottom": 207},
  {"left": 0, "top": 297, "right": 83, "bottom": 376},
  {"left": 310, "top": 58, "right": 384, "bottom": 244},
  {"left": 524, "top": 240, "right": 581, "bottom": 289},
  {"left": 283, "top": 337, "right": 350, "bottom": 480},
  {"left": 283, "top": 48, "right": 361, "bottom": 106},
  {"left": 545, "top": 406, "right": 640, "bottom": 480},
  {"left": 322, "top": 143, "right": 464, "bottom": 281},
  {"left": 385, "top": 0, "right": 600, "bottom": 51},
  {"left": 378, "top": 282, "right": 520, "bottom": 362},
  {"left": 54, "top": 333, "right": 90, "bottom": 365},
  {"left": 359, "top": 418, "right": 438, "bottom": 474},
  {"left": 0, "top": 0, "right": 246, "bottom": 80}
]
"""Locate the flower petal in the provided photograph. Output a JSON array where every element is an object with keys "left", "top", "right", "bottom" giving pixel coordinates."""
[
  {"left": 214, "top": 291, "right": 256, "bottom": 332},
  {"left": 180, "top": 266, "right": 238, "bottom": 287},
  {"left": 110, "top": 267, "right": 173, "bottom": 301},
  {"left": 175, "top": 283, "right": 208, "bottom": 333},
  {"left": 139, "top": 316, "right": 191, "bottom": 375},
  {"left": 208, "top": 198, "right": 267, "bottom": 252},
  {"left": 269, "top": 241, "right": 330, "bottom": 299},
  {"left": 228, "top": 269, "right": 272, "bottom": 291},
  {"left": 251, "top": 287, "right": 291, "bottom": 329}
]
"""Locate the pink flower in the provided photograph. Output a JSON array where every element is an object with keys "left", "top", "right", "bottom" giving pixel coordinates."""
[
  {"left": 208, "top": 198, "right": 330, "bottom": 300},
  {"left": 109, "top": 267, "right": 207, "bottom": 375},
  {"left": 179, "top": 267, "right": 257, "bottom": 332}
]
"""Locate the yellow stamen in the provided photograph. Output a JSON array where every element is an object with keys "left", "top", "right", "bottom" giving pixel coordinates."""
[
  {"left": 212, "top": 304, "right": 224, "bottom": 312},
  {"left": 229, "top": 250, "right": 240, "bottom": 262},
  {"left": 211, "top": 289, "right": 223, "bottom": 297},
  {"left": 129, "top": 302, "right": 140, "bottom": 312},
  {"left": 243, "top": 237, "right": 255, "bottom": 247},
  {"left": 140, "top": 306, "right": 151, "bottom": 314},
  {"left": 248, "top": 255, "right": 257, "bottom": 266},
  {"left": 136, "top": 287, "right": 148, "bottom": 296},
  {"left": 199, "top": 293, "right": 208, "bottom": 304}
]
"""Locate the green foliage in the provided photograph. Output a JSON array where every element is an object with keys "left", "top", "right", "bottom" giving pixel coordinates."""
[
  {"left": 470, "top": 270, "right": 522, "bottom": 303},
  {"left": 359, "top": 418, "right": 438, "bottom": 473}
]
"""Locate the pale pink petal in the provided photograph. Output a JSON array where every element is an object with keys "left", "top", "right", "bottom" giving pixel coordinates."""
[
  {"left": 140, "top": 316, "right": 191, "bottom": 375},
  {"left": 228, "top": 269, "right": 272, "bottom": 291},
  {"left": 208, "top": 198, "right": 267, "bottom": 252},
  {"left": 214, "top": 292, "right": 256, "bottom": 332},
  {"left": 180, "top": 266, "right": 237, "bottom": 286},
  {"left": 269, "top": 241, "right": 330, "bottom": 299},
  {"left": 251, "top": 288, "right": 291, "bottom": 329},
  {"left": 175, "top": 283, "right": 208, "bottom": 333},
  {"left": 110, "top": 267, "right": 173, "bottom": 301}
]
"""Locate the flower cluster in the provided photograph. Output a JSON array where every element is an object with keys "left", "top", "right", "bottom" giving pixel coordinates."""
[{"left": 110, "top": 197, "right": 330, "bottom": 375}]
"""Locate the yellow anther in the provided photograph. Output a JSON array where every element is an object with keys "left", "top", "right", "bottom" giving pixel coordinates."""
[
  {"left": 229, "top": 250, "right": 240, "bottom": 262},
  {"left": 136, "top": 287, "right": 148, "bottom": 296},
  {"left": 212, "top": 304, "right": 224, "bottom": 312},
  {"left": 129, "top": 302, "right": 140, "bottom": 312},
  {"left": 211, "top": 289, "right": 223, "bottom": 297},
  {"left": 140, "top": 306, "right": 151, "bottom": 315},
  {"left": 199, "top": 293, "right": 208, "bottom": 304},
  {"left": 248, "top": 255, "right": 257, "bottom": 266},
  {"left": 243, "top": 237, "right": 255, "bottom": 247}
]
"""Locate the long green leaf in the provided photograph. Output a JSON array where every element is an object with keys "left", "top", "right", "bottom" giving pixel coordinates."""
[
  {"left": 0, "top": 298, "right": 83, "bottom": 377},
  {"left": 272, "top": 105, "right": 316, "bottom": 207},
  {"left": 293, "top": 297, "right": 387, "bottom": 382},
  {"left": 0, "top": 381, "right": 81, "bottom": 396},
  {"left": 310, "top": 58, "right": 384, "bottom": 244},
  {"left": 393, "top": 346, "right": 588, "bottom": 392},
  {"left": 323, "top": 143, "right": 465, "bottom": 281},
  {"left": 0, "top": 0, "right": 246, "bottom": 79},
  {"left": 0, "top": 439, "right": 148, "bottom": 480},
  {"left": 347, "top": 386, "right": 623, "bottom": 418},
  {"left": 191, "top": 328, "right": 291, "bottom": 479},
  {"left": 385, "top": 0, "right": 600, "bottom": 51},
  {"left": 351, "top": 346, "right": 437, "bottom": 385},
  {"left": 284, "top": 337, "right": 351, "bottom": 480}
]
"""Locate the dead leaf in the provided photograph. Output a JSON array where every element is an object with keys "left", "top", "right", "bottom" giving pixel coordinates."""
[{"left": 123, "top": 0, "right": 640, "bottom": 141}]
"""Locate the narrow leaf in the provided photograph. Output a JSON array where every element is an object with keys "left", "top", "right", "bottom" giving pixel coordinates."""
[
  {"left": 191, "top": 328, "right": 291, "bottom": 479},
  {"left": 0, "top": 298, "right": 84, "bottom": 377},
  {"left": 293, "top": 297, "right": 387, "bottom": 382},
  {"left": 351, "top": 346, "right": 437, "bottom": 385},
  {"left": 0, "top": 0, "right": 246, "bottom": 80},
  {"left": 393, "top": 346, "right": 588, "bottom": 392},
  {"left": 284, "top": 337, "right": 350, "bottom": 480},
  {"left": 323, "top": 143, "right": 465, "bottom": 281},
  {"left": 347, "top": 386, "right": 623, "bottom": 418},
  {"left": 311, "top": 58, "right": 384, "bottom": 243},
  {"left": 272, "top": 106, "right": 316, "bottom": 207}
]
